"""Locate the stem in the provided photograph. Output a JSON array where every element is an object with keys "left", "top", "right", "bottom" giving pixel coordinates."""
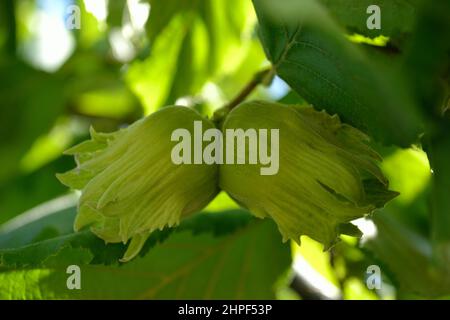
[
  {"left": 212, "top": 67, "right": 273, "bottom": 124},
  {"left": 225, "top": 68, "right": 272, "bottom": 111}
]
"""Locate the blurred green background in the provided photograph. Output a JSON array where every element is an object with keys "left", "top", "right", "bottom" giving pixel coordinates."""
[{"left": 0, "top": 0, "right": 449, "bottom": 299}]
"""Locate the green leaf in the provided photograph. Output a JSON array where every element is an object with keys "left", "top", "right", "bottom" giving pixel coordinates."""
[
  {"left": 132, "top": 0, "right": 259, "bottom": 113},
  {"left": 319, "top": 0, "right": 419, "bottom": 45},
  {"left": 0, "top": 59, "right": 65, "bottom": 183},
  {"left": 0, "top": 210, "right": 291, "bottom": 299},
  {"left": 364, "top": 212, "right": 450, "bottom": 297},
  {"left": 144, "top": 0, "right": 196, "bottom": 42},
  {"left": 252, "top": 0, "right": 423, "bottom": 146},
  {"left": 402, "top": 0, "right": 450, "bottom": 116},
  {"left": 0, "top": 196, "right": 77, "bottom": 249},
  {"left": 145, "top": 0, "right": 253, "bottom": 74},
  {"left": 0, "top": 157, "right": 74, "bottom": 225},
  {"left": 378, "top": 147, "right": 431, "bottom": 235},
  {"left": 361, "top": 145, "right": 450, "bottom": 297},
  {"left": 126, "top": 15, "right": 187, "bottom": 114},
  {"left": 0, "top": 229, "right": 126, "bottom": 269},
  {"left": 163, "top": 13, "right": 209, "bottom": 104}
]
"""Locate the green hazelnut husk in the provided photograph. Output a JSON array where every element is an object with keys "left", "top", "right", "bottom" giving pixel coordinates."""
[
  {"left": 220, "top": 100, "right": 398, "bottom": 248},
  {"left": 57, "top": 106, "right": 219, "bottom": 261}
]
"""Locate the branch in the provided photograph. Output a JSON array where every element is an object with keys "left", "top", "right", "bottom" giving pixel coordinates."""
[
  {"left": 224, "top": 68, "right": 273, "bottom": 111},
  {"left": 212, "top": 68, "right": 273, "bottom": 124}
]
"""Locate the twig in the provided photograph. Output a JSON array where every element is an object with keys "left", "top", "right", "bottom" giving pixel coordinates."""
[
  {"left": 224, "top": 68, "right": 273, "bottom": 111},
  {"left": 212, "top": 68, "right": 273, "bottom": 124}
]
